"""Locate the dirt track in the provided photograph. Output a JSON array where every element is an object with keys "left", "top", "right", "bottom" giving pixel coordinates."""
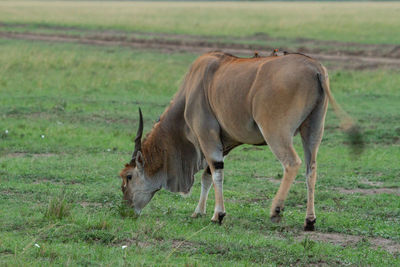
[
  {"left": 2, "top": 31, "right": 400, "bottom": 70},
  {"left": 298, "top": 232, "right": 400, "bottom": 254}
]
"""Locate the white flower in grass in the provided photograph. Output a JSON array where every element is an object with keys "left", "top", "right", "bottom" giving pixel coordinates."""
[
  {"left": 5, "top": 129, "right": 8, "bottom": 134},
  {"left": 41, "top": 135, "right": 45, "bottom": 139},
  {"left": 122, "top": 245, "right": 128, "bottom": 249},
  {"left": 107, "top": 148, "right": 111, "bottom": 152},
  {"left": 34, "top": 243, "right": 40, "bottom": 248}
]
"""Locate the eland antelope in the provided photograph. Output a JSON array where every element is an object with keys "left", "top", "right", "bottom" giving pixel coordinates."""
[{"left": 119, "top": 51, "right": 362, "bottom": 230}]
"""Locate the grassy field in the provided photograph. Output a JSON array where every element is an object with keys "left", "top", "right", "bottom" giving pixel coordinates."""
[
  {"left": 1, "top": 1, "right": 400, "bottom": 44},
  {"left": 1, "top": 39, "right": 399, "bottom": 266},
  {"left": 1, "top": 1, "right": 400, "bottom": 266}
]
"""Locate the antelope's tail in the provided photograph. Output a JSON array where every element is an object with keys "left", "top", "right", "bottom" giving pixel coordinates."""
[{"left": 318, "top": 67, "right": 364, "bottom": 156}]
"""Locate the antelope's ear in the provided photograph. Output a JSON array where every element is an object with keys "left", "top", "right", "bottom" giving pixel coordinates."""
[{"left": 135, "top": 151, "right": 145, "bottom": 172}]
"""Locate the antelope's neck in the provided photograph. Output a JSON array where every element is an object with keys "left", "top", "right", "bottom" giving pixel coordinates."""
[{"left": 141, "top": 123, "right": 167, "bottom": 176}]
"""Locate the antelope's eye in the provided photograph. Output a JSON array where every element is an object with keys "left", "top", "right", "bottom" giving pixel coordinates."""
[{"left": 127, "top": 175, "right": 132, "bottom": 180}]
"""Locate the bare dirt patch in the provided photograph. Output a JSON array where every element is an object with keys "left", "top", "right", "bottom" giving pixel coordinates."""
[
  {"left": 79, "top": 201, "right": 103, "bottom": 208},
  {"left": 333, "top": 178, "right": 399, "bottom": 196},
  {"left": 114, "top": 238, "right": 198, "bottom": 252},
  {"left": 1, "top": 31, "right": 400, "bottom": 70},
  {"left": 1, "top": 189, "right": 16, "bottom": 196},
  {"left": 31, "top": 177, "right": 82, "bottom": 185},
  {"left": 32, "top": 178, "right": 62, "bottom": 185},
  {"left": 360, "top": 179, "right": 384, "bottom": 187},
  {"left": 298, "top": 232, "right": 400, "bottom": 254},
  {"left": 253, "top": 174, "right": 303, "bottom": 185},
  {"left": 337, "top": 188, "right": 400, "bottom": 196},
  {"left": 2, "top": 23, "right": 399, "bottom": 59},
  {"left": 5, "top": 152, "right": 58, "bottom": 158},
  {"left": 254, "top": 175, "right": 281, "bottom": 184},
  {"left": 113, "top": 238, "right": 152, "bottom": 249},
  {"left": 171, "top": 239, "right": 198, "bottom": 250}
]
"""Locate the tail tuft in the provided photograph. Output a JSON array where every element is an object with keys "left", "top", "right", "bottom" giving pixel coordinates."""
[
  {"left": 345, "top": 125, "right": 364, "bottom": 157},
  {"left": 318, "top": 67, "right": 364, "bottom": 158}
]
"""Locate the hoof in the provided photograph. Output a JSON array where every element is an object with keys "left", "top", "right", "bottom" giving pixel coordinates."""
[
  {"left": 270, "top": 206, "right": 284, "bottom": 223},
  {"left": 211, "top": 212, "right": 226, "bottom": 225},
  {"left": 218, "top": 212, "right": 226, "bottom": 225},
  {"left": 191, "top": 212, "right": 205, "bottom": 218},
  {"left": 304, "top": 218, "right": 316, "bottom": 231}
]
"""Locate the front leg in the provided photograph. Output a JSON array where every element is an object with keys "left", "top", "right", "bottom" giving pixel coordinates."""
[
  {"left": 210, "top": 163, "right": 226, "bottom": 224},
  {"left": 183, "top": 92, "right": 226, "bottom": 223},
  {"left": 192, "top": 167, "right": 212, "bottom": 218}
]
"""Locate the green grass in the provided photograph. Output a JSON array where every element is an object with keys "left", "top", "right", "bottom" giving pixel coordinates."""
[
  {"left": 0, "top": 39, "right": 399, "bottom": 266},
  {"left": 1, "top": 1, "right": 400, "bottom": 44}
]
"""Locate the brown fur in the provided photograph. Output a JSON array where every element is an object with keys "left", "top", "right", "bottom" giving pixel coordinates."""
[
  {"left": 119, "top": 164, "right": 131, "bottom": 193},
  {"left": 140, "top": 123, "right": 166, "bottom": 176},
  {"left": 119, "top": 164, "right": 131, "bottom": 177}
]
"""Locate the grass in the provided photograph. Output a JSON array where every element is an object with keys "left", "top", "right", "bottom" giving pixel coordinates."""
[
  {"left": 44, "top": 191, "right": 72, "bottom": 220},
  {"left": 0, "top": 38, "right": 399, "bottom": 266},
  {"left": 1, "top": 1, "right": 400, "bottom": 44}
]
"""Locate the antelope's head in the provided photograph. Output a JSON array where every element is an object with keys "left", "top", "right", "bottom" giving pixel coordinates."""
[{"left": 119, "top": 108, "right": 159, "bottom": 214}]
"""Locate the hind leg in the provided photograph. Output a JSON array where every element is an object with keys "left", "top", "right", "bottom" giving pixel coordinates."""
[
  {"left": 300, "top": 99, "right": 328, "bottom": 231},
  {"left": 257, "top": 125, "right": 302, "bottom": 222},
  {"left": 301, "top": 136, "right": 319, "bottom": 231},
  {"left": 268, "top": 138, "right": 302, "bottom": 222}
]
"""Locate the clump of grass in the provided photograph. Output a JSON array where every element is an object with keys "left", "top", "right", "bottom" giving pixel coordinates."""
[
  {"left": 44, "top": 192, "right": 72, "bottom": 220},
  {"left": 87, "top": 217, "right": 110, "bottom": 230},
  {"left": 94, "top": 220, "right": 110, "bottom": 230},
  {"left": 82, "top": 230, "right": 116, "bottom": 244},
  {"left": 301, "top": 236, "right": 316, "bottom": 252},
  {"left": 114, "top": 200, "right": 138, "bottom": 219},
  {"left": 300, "top": 236, "right": 317, "bottom": 264}
]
